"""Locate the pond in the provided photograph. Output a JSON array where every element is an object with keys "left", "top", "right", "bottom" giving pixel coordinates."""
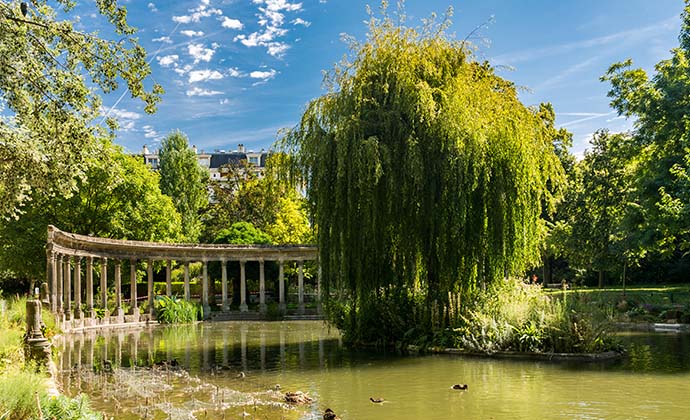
[{"left": 55, "top": 322, "right": 690, "bottom": 419}]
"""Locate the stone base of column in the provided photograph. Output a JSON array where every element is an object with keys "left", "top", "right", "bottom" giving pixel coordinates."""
[
  {"left": 260, "top": 303, "right": 267, "bottom": 314},
  {"left": 317, "top": 302, "right": 322, "bottom": 315},
  {"left": 129, "top": 306, "right": 138, "bottom": 316},
  {"left": 64, "top": 308, "right": 72, "bottom": 321},
  {"left": 222, "top": 302, "right": 230, "bottom": 312},
  {"left": 298, "top": 303, "right": 305, "bottom": 315},
  {"left": 115, "top": 307, "right": 124, "bottom": 323},
  {"left": 202, "top": 304, "right": 211, "bottom": 319},
  {"left": 100, "top": 310, "right": 110, "bottom": 325},
  {"left": 278, "top": 303, "right": 287, "bottom": 314},
  {"left": 88, "top": 309, "right": 97, "bottom": 319},
  {"left": 240, "top": 303, "right": 248, "bottom": 312},
  {"left": 74, "top": 309, "right": 84, "bottom": 320}
]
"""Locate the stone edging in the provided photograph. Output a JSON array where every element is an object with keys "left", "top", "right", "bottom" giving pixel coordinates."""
[
  {"left": 612, "top": 322, "right": 690, "bottom": 332},
  {"left": 407, "top": 345, "right": 623, "bottom": 362}
]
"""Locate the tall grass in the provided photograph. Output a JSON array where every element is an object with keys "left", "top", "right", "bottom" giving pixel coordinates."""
[
  {"left": 450, "top": 279, "right": 617, "bottom": 353},
  {"left": 0, "top": 296, "right": 100, "bottom": 419},
  {"left": 155, "top": 295, "right": 200, "bottom": 324}
]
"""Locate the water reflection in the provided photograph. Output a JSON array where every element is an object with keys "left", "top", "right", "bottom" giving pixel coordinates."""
[{"left": 55, "top": 323, "right": 690, "bottom": 420}]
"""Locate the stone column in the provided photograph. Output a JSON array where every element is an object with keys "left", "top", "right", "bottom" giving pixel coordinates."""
[
  {"left": 64, "top": 256, "right": 71, "bottom": 321},
  {"left": 183, "top": 262, "right": 190, "bottom": 301},
  {"left": 239, "top": 260, "right": 248, "bottom": 312},
  {"left": 100, "top": 257, "right": 108, "bottom": 314},
  {"left": 166, "top": 260, "right": 172, "bottom": 297},
  {"left": 73, "top": 256, "right": 83, "bottom": 320},
  {"left": 221, "top": 260, "right": 229, "bottom": 311},
  {"left": 129, "top": 259, "right": 138, "bottom": 318},
  {"left": 298, "top": 260, "right": 305, "bottom": 314},
  {"left": 278, "top": 260, "right": 286, "bottom": 313},
  {"left": 259, "top": 259, "right": 266, "bottom": 313},
  {"left": 86, "top": 256, "right": 95, "bottom": 318},
  {"left": 114, "top": 260, "right": 124, "bottom": 320},
  {"left": 202, "top": 260, "right": 210, "bottom": 318},
  {"left": 147, "top": 260, "right": 154, "bottom": 316},
  {"left": 56, "top": 254, "right": 63, "bottom": 315},
  {"left": 49, "top": 251, "right": 58, "bottom": 312}
]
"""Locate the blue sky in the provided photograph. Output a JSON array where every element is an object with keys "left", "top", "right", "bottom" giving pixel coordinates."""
[{"left": 78, "top": 0, "right": 685, "bottom": 157}]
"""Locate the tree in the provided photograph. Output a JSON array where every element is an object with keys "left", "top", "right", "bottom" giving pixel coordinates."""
[
  {"left": 0, "top": 0, "right": 162, "bottom": 218},
  {"left": 214, "top": 222, "right": 272, "bottom": 245},
  {"left": 555, "top": 131, "right": 633, "bottom": 287},
  {"left": 202, "top": 156, "right": 313, "bottom": 244},
  {"left": 279, "top": 6, "right": 564, "bottom": 342},
  {"left": 0, "top": 142, "right": 182, "bottom": 283},
  {"left": 601, "top": 1, "right": 690, "bottom": 257},
  {"left": 158, "top": 131, "right": 208, "bottom": 242}
]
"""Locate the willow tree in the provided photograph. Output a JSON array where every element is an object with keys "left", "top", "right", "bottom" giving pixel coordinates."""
[{"left": 280, "top": 7, "right": 563, "bottom": 343}]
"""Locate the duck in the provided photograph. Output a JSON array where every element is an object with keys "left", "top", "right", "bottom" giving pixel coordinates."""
[
  {"left": 236, "top": 371, "right": 246, "bottom": 378},
  {"left": 451, "top": 384, "right": 468, "bottom": 390},
  {"left": 273, "top": 384, "right": 281, "bottom": 391},
  {"left": 323, "top": 408, "right": 341, "bottom": 420},
  {"left": 370, "top": 397, "right": 384, "bottom": 404},
  {"left": 285, "top": 391, "right": 313, "bottom": 405}
]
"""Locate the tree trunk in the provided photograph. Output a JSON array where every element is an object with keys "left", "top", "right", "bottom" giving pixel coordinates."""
[
  {"left": 598, "top": 270, "right": 604, "bottom": 288},
  {"left": 622, "top": 262, "right": 627, "bottom": 297}
]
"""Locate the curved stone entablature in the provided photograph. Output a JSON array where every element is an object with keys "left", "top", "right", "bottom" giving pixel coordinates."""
[
  {"left": 45, "top": 225, "right": 319, "bottom": 331},
  {"left": 47, "top": 225, "right": 318, "bottom": 262}
]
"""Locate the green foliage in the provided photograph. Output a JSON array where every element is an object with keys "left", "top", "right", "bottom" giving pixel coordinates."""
[
  {"left": 280, "top": 5, "right": 564, "bottom": 339},
  {"left": 0, "top": 369, "right": 45, "bottom": 419},
  {"left": 450, "top": 279, "right": 616, "bottom": 354},
  {"left": 0, "top": 0, "right": 162, "bottom": 219},
  {"left": 40, "top": 394, "right": 103, "bottom": 420},
  {"left": 600, "top": 1, "right": 690, "bottom": 258},
  {"left": 0, "top": 143, "right": 183, "bottom": 281},
  {"left": 155, "top": 295, "right": 200, "bottom": 324},
  {"left": 159, "top": 131, "right": 209, "bottom": 242},
  {"left": 203, "top": 156, "right": 313, "bottom": 244},
  {"left": 214, "top": 222, "right": 272, "bottom": 245}
]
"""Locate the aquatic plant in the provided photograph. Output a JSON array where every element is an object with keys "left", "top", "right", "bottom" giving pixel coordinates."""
[{"left": 155, "top": 295, "right": 200, "bottom": 324}]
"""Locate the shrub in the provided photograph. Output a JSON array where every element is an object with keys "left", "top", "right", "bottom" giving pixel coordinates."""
[{"left": 155, "top": 295, "right": 200, "bottom": 324}]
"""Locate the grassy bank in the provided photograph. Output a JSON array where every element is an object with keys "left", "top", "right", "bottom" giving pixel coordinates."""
[
  {"left": 327, "top": 278, "right": 621, "bottom": 355},
  {"left": 0, "top": 296, "right": 102, "bottom": 419},
  {"left": 547, "top": 285, "right": 690, "bottom": 324}
]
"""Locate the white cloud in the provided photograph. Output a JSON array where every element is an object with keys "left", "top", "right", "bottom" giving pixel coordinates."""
[
  {"left": 103, "top": 107, "right": 141, "bottom": 132},
  {"left": 219, "top": 98, "right": 229, "bottom": 105},
  {"left": 188, "top": 43, "right": 216, "bottom": 63},
  {"left": 221, "top": 16, "right": 244, "bottom": 30},
  {"left": 157, "top": 54, "right": 179, "bottom": 67},
  {"left": 234, "top": 0, "right": 303, "bottom": 57},
  {"left": 187, "top": 87, "right": 223, "bottom": 96},
  {"left": 147, "top": 2, "right": 158, "bottom": 12},
  {"left": 174, "top": 64, "right": 194, "bottom": 76},
  {"left": 559, "top": 111, "right": 616, "bottom": 128},
  {"left": 108, "top": 108, "right": 141, "bottom": 121},
  {"left": 266, "top": 42, "right": 289, "bottom": 57},
  {"left": 249, "top": 69, "right": 277, "bottom": 80},
  {"left": 228, "top": 67, "right": 241, "bottom": 77},
  {"left": 152, "top": 36, "right": 172, "bottom": 43},
  {"left": 180, "top": 30, "right": 205, "bottom": 37},
  {"left": 188, "top": 69, "right": 224, "bottom": 83},
  {"left": 173, "top": 1, "right": 223, "bottom": 24},
  {"left": 291, "top": 17, "right": 310, "bottom": 27},
  {"left": 142, "top": 125, "right": 160, "bottom": 139}
]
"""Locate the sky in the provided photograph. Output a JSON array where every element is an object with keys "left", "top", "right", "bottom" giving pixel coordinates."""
[{"left": 73, "top": 0, "right": 686, "bottom": 157}]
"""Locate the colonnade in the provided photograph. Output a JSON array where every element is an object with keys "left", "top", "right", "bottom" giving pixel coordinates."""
[{"left": 46, "top": 226, "right": 319, "bottom": 329}]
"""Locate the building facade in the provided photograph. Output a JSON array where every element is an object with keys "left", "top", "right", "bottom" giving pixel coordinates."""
[{"left": 141, "top": 143, "right": 269, "bottom": 180}]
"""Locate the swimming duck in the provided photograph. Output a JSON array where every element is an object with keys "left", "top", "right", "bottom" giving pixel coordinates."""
[
  {"left": 285, "top": 391, "right": 313, "bottom": 405},
  {"left": 236, "top": 371, "right": 246, "bottom": 378},
  {"left": 451, "top": 384, "right": 468, "bottom": 390},
  {"left": 323, "top": 408, "right": 341, "bottom": 420},
  {"left": 370, "top": 397, "right": 384, "bottom": 404}
]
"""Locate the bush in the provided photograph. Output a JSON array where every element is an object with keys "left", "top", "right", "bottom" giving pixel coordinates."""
[{"left": 155, "top": 295, "right": 200, "bottom": 324}]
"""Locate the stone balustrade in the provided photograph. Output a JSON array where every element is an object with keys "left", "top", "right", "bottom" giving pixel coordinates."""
[{"left": 45, "top": 225, "right": 319, "bottom": 330}]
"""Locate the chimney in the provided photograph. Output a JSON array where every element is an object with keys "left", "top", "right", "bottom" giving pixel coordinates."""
[
  {"left": 192, "top": 144, "right": 198, "bottom": 154},
  {"left": 143, "top": 144, "right": 149, "bottom": 155},
  {"left": 238, "top": 143, "right": 245, "bottom": 153}
]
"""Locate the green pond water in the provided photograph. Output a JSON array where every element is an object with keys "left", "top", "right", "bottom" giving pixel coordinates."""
[{"left": 55, "top": 322, "right": 690, "bottom": 419}]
